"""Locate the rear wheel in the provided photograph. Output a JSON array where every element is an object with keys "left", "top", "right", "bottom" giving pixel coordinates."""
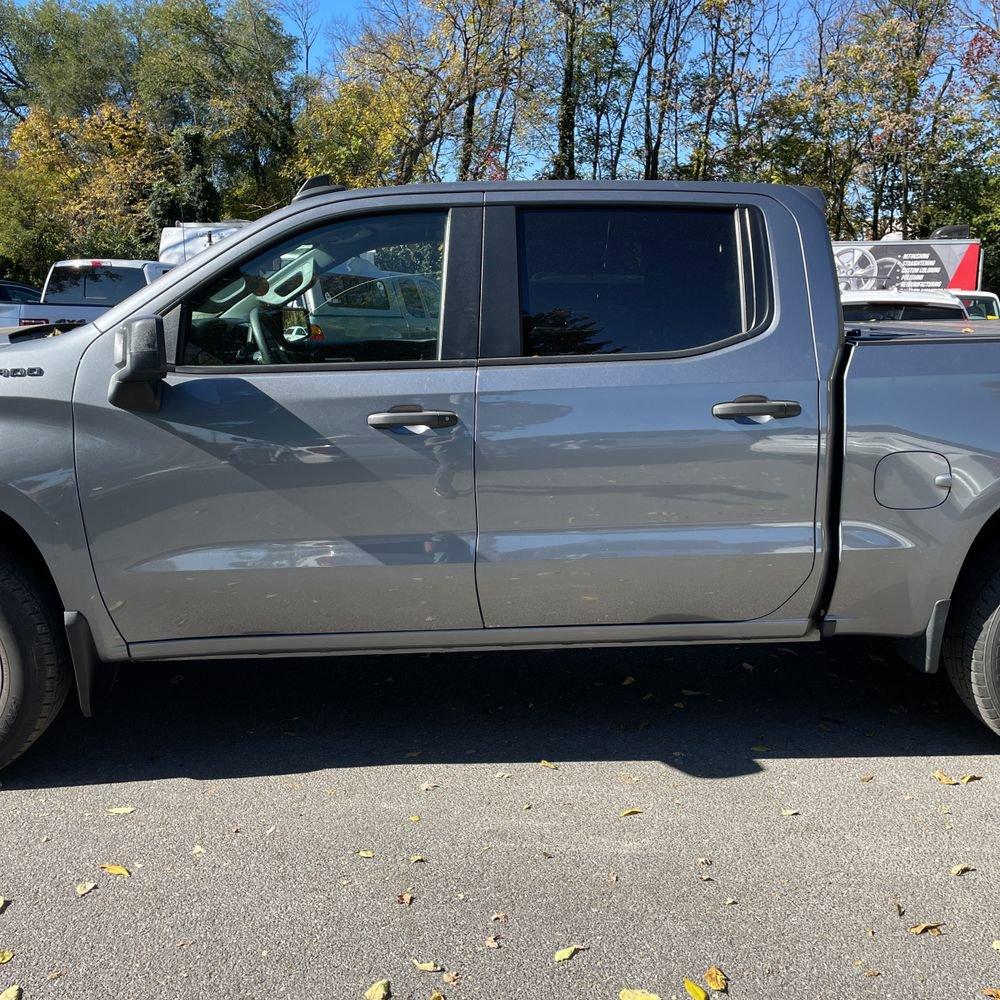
[
  {"left": 942, "top": 555, "right": 1000, "bottom": 737},
  {"left": 0, "top": 557, "right": 71, "bottom": 770}
]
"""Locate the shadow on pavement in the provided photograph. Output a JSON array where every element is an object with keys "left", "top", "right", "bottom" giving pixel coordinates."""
[{"left": 6, "top": 638, "right": 998, "bottom": 789}]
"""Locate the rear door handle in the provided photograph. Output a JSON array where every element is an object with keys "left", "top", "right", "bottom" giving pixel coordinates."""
[
  {"left": 367, "top": 409, "right": 459, "bottom": 429},
  {"left": 712, "top": 395, "right": 802, "bottom": 420}
]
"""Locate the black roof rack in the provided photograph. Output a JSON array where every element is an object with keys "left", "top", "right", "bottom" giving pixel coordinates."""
[{"left": 292, "top": 174, "right": 347, "bottom": 202}]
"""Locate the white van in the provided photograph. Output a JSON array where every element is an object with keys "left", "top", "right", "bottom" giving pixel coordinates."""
[{"left": 159, "top": 221, "right": 248, "bottom": 265}]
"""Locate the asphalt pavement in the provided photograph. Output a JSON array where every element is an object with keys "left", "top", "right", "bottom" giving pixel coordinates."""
[{"left": 1, "top": 639, "right": 999, "bottom": 999}]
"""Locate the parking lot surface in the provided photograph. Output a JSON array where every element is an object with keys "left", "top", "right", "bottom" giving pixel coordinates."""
[{"left": 1, "top": 639, "right": 999, "bottom": 999}]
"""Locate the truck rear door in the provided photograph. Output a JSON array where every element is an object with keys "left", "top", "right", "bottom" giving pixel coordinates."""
[{"left": 474, "top": 190, "right": 823, "bottom": 628}]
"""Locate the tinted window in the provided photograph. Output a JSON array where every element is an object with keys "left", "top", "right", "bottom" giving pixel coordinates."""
[
  {"left": 183, "top": 212, "right": 447, "bottom": 367},
  {"left": 44, "top": 266, "right": 147, "bottom": 305},
  {"left": 518, "top": 207, "right": 745, "bottom": 357},
  {"left": 6, "top": 285, "right": 40, "bottom": 303},
  {"left": 399, "top": 278, "right": 426, "bottom": 318},
  {"left": 843, "top": 303, "right": 966, "bottom": 322},
  {"left": 960, "top": 295, "right": 998, "bottom": 319}
]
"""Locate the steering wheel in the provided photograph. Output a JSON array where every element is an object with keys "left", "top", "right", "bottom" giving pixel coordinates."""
[{"left": 249, "top": 306, "right": 295, "bottom": 365}]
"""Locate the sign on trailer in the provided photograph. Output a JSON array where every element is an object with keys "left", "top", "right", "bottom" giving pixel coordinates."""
[{"left": 832, "top": 239, "right": 982, "bottom": 292}]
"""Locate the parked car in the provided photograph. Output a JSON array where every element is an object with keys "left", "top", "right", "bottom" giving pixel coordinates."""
[
  {"left": 956, "top": 290, "right": 1000, "bottom": 320},
  {"left": 0, "top": 279, "right": 41, "bottom": 333},
  {"left": 841, "top": 288, "right": 969, "bottom": 322},
  {"left": 8, "top": 178, "right": 1000, "bottom": 768},
  {"left": 14, "top": 259, "right": 173, "bottom": 333}
]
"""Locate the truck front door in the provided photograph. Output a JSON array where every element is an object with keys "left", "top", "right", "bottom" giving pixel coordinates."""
[{"left": 73, "top": 203, "right": 484, "bottom": 644}]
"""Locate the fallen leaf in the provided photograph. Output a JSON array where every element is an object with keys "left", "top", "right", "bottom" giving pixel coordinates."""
[
  {"left": 750, "top": 745, "right": 769, "bottom": 752},
  {"left": 860, "top": 774, "right": 874, "bottom": 783},
  {"left": 442, "top": 972, "right": 459, "bottom": 985},
  {"left": 696, "top": 857, "right": 712, "bottom": 867},
  {"left": 485, "top": 936, "right": 501, "bottom": 949},
  {"left": 420, "top": 782, "right": 439, "bottom": 792},
  {"left": 46, "top": 970, "right": 66, "bottom": 981},
  {"left": 99, "top": 864, "right": 130, "bottom": 877},
  {"left": 682, "top": 689, "right": 709, "bottom": 696},
  {"left": 106, "top": 806, "right": 136, "bottom": 815},
  {"left": 357, "top": 850, "right": 375, "bottom": 859},
  {"left": 724, "top": 898, "right": 737, "bottom": 906},
  {"left": 620, "top": 992, "right": 661, "bottom": 1000},
  {"left": 0, "top": 955, "right": 11, "bottom": 966},
  {"left": 412, "top": 960, "right": 443, "bottom": 973},
  {"left": 175, "top": 939, "right": 194, "bottom": 947},
  {"left": 429, "top": 993, "right": 445, "bottom": 1000},
  {"left": 0, "top": 900, "right": 7, "bottom": 915},
  {"left": 619, "top": 808, "right": 643, "bottom": 818},
  {"left": 699, "top": 873, "right": 714, "bottom": 882},
  {"left": 397, "top": 892, "right": 414, "bottom": 906},
  {"left": 491, "top": 912, "right": 508, "bottom": 924},
  {"left": 642, "top": 693, "right": 655, "bottom": 701},
  {"left": 523, "top": 804, "right": 532, "bottom": 811},
  {"left": 191, "top": 845, "right": 205, "bottom": 857},
  {"left": 364, "top": 980, "right": 391, "bottom": 1000},
  {"left": 908, "top": 923, "right": 945, "bottom": 936},
  {"left": 704, "top": 966, "right": 728, "bottom": 992},
  {"left": 781, "top": 808, "right": 800, "bottom": 817},
  {"left": 0, "top": 986, "right": 21, "bottom": 1000},
  {"left": 895, "top": 902, "right": 905, "bottom": 917},
  {"left": 864, "top": 970, "right": 881, "bottom": 978},
  {"left": 622, "top": 675, "right": 636, "bottom": 686},
  {"left": 405, "top": 751, "right": 421, "bottom": 759},
  {"left": 960, "top": 773, "right": 983, "bottom": 784},
  {"left": 554, "top": 945, "right": 584, "bottom": 962},
  {"left": 495, "top": 772, "right": 511, "bottom": 779},
  {"left": 75, "top": 882, "right": 97, "bottom": 897},
  {"left": 992, "top": 940, "right": 1000, "bottom": 951},
  {"left": 932, "top": 769, "right": 958, "bottom": 785},
  {"left": 684, "top": 980, "right": 708, "bottom": 1000},
  {"left": 410, "top": 855, "right": 427, "bottom": 864},
  {"left": 981, "top": 990, "right": 1000, "bottom": 999},
  {"left": 409, "top": 816, "right": 421, "bottom": 823},
  {"left": 950, "top": 864, "right": 975, "bottom": 876},
  {"left": 540, "top": 760, "right": 559, "bottom": 770}
]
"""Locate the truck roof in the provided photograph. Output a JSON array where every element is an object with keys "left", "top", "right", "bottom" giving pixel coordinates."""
[{"left": 50, "top": 259, "right": 160, "bottom": 269}]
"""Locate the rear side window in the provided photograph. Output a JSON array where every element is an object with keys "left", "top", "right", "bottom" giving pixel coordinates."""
[
  {"left": 517, "top": 207, "right": 763, "bottom": 358},
  {"left": 843, "top": 303, "right": 966, "bottom": 322},
  {"left": 44, "top": 266, "right": 147, "bottom": 306}
]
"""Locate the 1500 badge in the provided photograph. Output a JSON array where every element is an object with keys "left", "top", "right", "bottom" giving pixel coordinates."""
[{"left": 0, "top": 368, "right": 44, "bottom": 377}]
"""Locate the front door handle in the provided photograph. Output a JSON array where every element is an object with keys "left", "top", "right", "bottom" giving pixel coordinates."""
[
  {"left": 368, "top": 409, "right": 459, "bottom": 429},
  {"left": 712, "top": 395, "right": 802, "bottom": 420}
]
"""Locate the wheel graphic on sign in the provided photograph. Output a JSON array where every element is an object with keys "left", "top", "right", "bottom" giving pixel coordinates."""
[{"left": 835, "top": 246, "right": 879, "bottom": 290}]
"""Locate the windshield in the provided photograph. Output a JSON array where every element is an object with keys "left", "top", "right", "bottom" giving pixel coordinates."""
[
  {"left": 44, "top": 266, "right": 147, "bottom": 306},
  {"left": 843, "top": 302, "right": 966, "bottom": 322},
  {"left": 960, "top": 294, "right": 999, "bottom": 319}
]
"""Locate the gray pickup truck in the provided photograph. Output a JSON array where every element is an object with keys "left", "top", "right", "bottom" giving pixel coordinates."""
[{"left": 1, "top": 178, "right": 999, "bottom": 768}]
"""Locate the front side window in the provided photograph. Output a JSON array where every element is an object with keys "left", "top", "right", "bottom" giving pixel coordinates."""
[
  {"left": 517, "top": 207, "right": 748, "bottom": 357},
  {"left": 182, "top": 211, "right": 447, "bottom": 367}
]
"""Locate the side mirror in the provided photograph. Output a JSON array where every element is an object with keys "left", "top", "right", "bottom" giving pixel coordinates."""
[{"left": 108, "top": 317, "right": 167, "bottom": 412}]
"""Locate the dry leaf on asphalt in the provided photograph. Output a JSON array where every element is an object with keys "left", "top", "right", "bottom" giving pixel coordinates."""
[
  {"left": 961, "top": 774, "right": 983, "bottom": 784},
  {"left": 860, "top": 774, "right": 874, "bottom": 783},
  {"left": 683, "top": 980, "right": 709, "bottom": 1000},
  {"left": 696, "top": 857, "right": 712, "bottom": 867},
  {"left": 99, "top": 864, "right": 130, "bottom": 877},
  {"left": 622, "top": 676, "right": 636, "bottom": 685},
  {"left": 932, "top": 770, "right": 959, "bottom": 785},
  {"left": 750, "top": 745, "right": 769, "bottom": 752},
  {"left": 781, "top": 808, "right": 800, "bottom": 816},
  {"left": 357, "top": 850, "right": 375, "bottom": 859},
  {"left": 540, "top": 760, "right": 559, "bottom": 770},
  {"left": 895, "top": 902, "right": 905, "bottom": 917},
  {"left": 491, "top": 912, "right": 508, "bottom": 924},
  {"left": 191, "top": 845, "right": 205, "bottom": 857},
  {"left": 554, "top": 945, "right": 584, "bottom": 962},
  {"left": 412, "top": 960, "right": 443, "bottom": 973},
  {"left": 620, "top": 808, "right": 643, "bottom": 818},
  {"left": 106, "top": 806, "right": 135, "bottom": 815},
  {"left": 704, "top": 966, "right": 728, "bottom": 992},
  {"left": 0, "top": 955, "right": 11, "bottom": 966},
  {"left": 441, "top": 972, "right": 459, "bottom": 985},
  {"left": 397, "top": 892, "right": 414, "bottom": 906},
  {"left": 485, "top": 936, "right": 501, "bottom": 949},
  {"left": 410, "top": 855, "right": 427, "bottom": 864},
  {"left": 429, "top": 993, "right": 445, "bottom": 1000},
  {"left": 981, "top": 990, "right": 1000, "bottom": 999},
  {"left": 724, "top": 898, "right": 737, "bottom": 906},
  {"left": 409, "top": 816, "right": 421, "bottom": 823},
  {"left": 950, "top": 864, "right": 976, "bottom": 876},
  {"left": 620, "top": 992, "right": 661, "bottom": 1000},
  {"left": 75, "top": 882, "right": 97, "bottom": 897},
  {"left": 364, "top": 980, "right": 391, "bottom": 1000},
  {"left": 0, "top": 986, "right": 21, "bottom": 1000},
  {"left": 908, "top": 923, "right": 945, "bottom": 936},
  {"left": 992, "top": 941, "right": 1000, "bottom": 951},
  {"left": 0, "top": 900, "right": 7, "bottom": 915},
  {"left": 420, "top": 782, "right": 439, "bottom": 792}
]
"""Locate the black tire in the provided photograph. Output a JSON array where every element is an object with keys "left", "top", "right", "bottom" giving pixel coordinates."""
[
  {"left": 0, "top": 556, "right": 71, "bottom": 770},
  {"left": 942, "top": 555, "right": 1000, "bottom": 737}
]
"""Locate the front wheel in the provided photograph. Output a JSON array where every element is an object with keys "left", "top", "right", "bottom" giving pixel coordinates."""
[
  {"left": 942, "top": 558, "right": 1000, "bottom": 737},
  {"left": 0, "top": 557, "right": 71, "bottom": 769}
]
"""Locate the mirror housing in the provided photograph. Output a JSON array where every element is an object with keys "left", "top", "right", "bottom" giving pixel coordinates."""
[{"left": 108, "top": 317, "right": 167, "bottom": 412}]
